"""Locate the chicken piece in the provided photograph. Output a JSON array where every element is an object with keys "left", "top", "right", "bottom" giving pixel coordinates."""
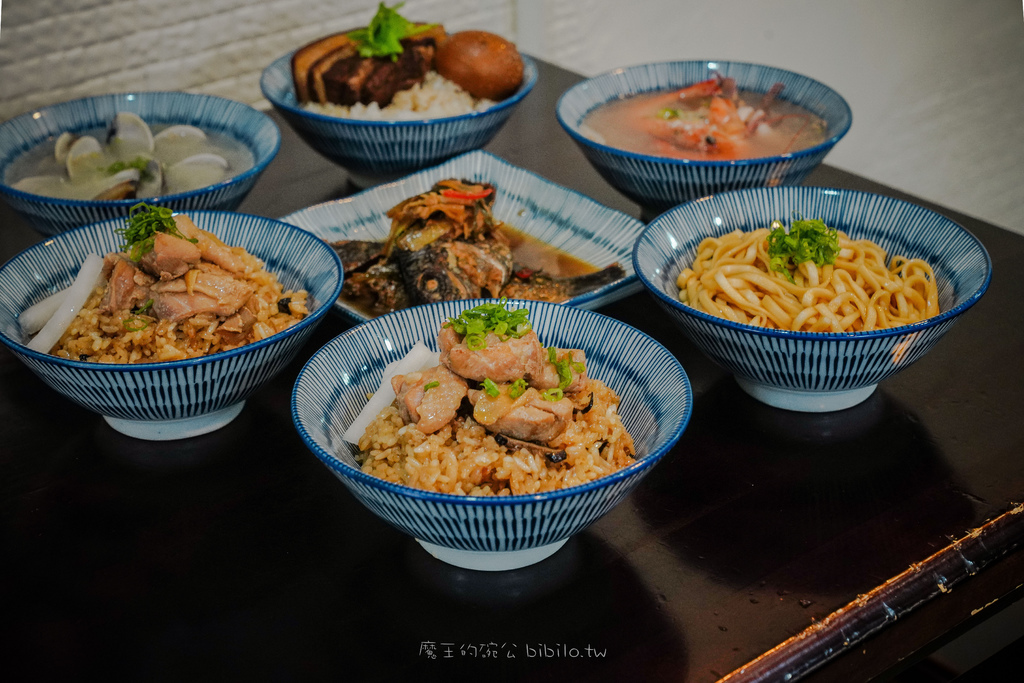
[
  {"left": 438, "top": 326, "right": 547, "bottom": 384},
  {"left": 149, "top": 270, "right": 254, "bottom": 319},
  {"left": 391, "top": 364, "right": 468, "bottom": 434},
  {"left": 530, "top": 348, "right": 589, "bottom": 393},
  {"left": 99, "top": 256, "right": 154, "bottom": 313},
  {"left": 173, "top": 214, "right": 249, "bottom": 273},
  {"left": 468, "top": 386, "right": 574, "bottom": 444},
  {"left": 138, "top": 231, "right": 202, "bottom": 280},
  {"left": 217, "top": 295, "right": 260, "bottom": 345}
]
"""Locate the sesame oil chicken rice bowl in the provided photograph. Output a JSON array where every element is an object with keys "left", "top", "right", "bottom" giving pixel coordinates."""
[
  {"left": 346, "top": 300, "right": 635, "bottom": 496},
  {"left": 20, "top": 203, "right": 309, "bottom": 363}
]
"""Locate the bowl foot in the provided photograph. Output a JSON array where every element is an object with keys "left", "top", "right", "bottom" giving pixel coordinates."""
[
  {"left": 103, "top": 401, "right": 246, "bottom": 441},
  {"left": 416, "top": 538, "right": 568, "bottom": 571},
  {"left": 735, "top": 378, "right": 877, "bottom": 413}
]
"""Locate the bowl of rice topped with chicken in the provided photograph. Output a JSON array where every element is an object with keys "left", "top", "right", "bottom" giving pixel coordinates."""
[
  {"left": 260, "top": 3, "right": 536, "bottom": 187},
  {"left": 292, "top": 298, "right": 692, "bottom": 571},
  {"left": 0, "top": 205, "right": 343, "bottom": 440}
]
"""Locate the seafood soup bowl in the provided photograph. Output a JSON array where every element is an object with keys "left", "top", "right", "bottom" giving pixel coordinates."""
[
  {"left": 633, "top": 186, "right": 991, "bottom": 412},
  {"left": 0, "top": 211, "right": 343, "bottom": 440},
  {"left": 291, "top": 299, "right": 693, "bottom": 571},
  {"left": 260, "top": 52, "right": 537, "bottom": 188},
  {"left": 556, "top": 60, "right": 852, "bottom": 216},
  {"left": 0, "top": 91, "right": 281, "bottom": 237}
]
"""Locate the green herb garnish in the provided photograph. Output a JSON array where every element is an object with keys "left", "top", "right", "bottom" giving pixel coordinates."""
[
  {"left": 658, "top": 108, "right": 680, "bottom": 120},
  {"left": 546, "top": 347, "right": 581, "bottom": 390},
  {"left": 424, "top": 380, "right": 439, "bottom": 391},
  {"left": 766, "top": 216, "right": 840, "bottom": 283},
  {"left": 445, "top": 299, "right": 532, "bottom": 351},
  {"left": 347, "top": 2, "right": 437, "bottom": 61},
  {"left": 122, "top": 298, "right": 155, "bottom": 331},
  {"left": 482, "top": 378, "right": 500, "bottom": 398},
  {"left": 117, "top": 202, "right": 197, "bottom": 262},
  {"left": 541, "top": 388, "right": 563, "bottom": 402},
  {"left": 132, "top": 298, "right": 154, "bottom": 316},
  {"left": 105, "top": 156, "right": 154, "bottom": 182},
  {"left": 508, "top": 378, "right": 527, "bottom": 399}
]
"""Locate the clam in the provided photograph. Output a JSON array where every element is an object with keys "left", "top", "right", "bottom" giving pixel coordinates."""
[
  {"left": 54, "top": 132, "right": 79, "bottom": 165},
  {"left": 136, "top": 158, "right": 164, "bottom": 198},
  {"left": 153, "top": 124, "right": 207, "bottom": 144},
  {"left": 106, "top": 112, "right": 154, "bottom": 156},
  {"left": 164, "top": 153, "right": 230, "bottom": 194},
  {"left": 64, "top": 135, "right": 104, "bottom": 181},
  {"left": 92, "top": 168, "right": 141, "bottom": 200}
]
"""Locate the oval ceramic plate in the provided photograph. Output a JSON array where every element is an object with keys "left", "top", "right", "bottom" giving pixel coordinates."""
[{"left": 281, "top": 150, "right": 644, "bottom": 323}]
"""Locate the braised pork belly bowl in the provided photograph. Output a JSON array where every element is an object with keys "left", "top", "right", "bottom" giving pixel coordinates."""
[
  {"left": 0, "top": 91, "right": 281, "bottom": 237},
  {"left": 283, "top": 150, "right": 644, "bottom": 323},
  {"left": 259, "top": 47, "right": 536, "bottom": 188},
  {"left": 556, "top": 60, "right": 851, "bottom": 216},
  {"left": 0, "top": 208, "right": 343, "bottom": 440},
  {"left": 291, "top": 298, "right": 692, "bottom": 571}
]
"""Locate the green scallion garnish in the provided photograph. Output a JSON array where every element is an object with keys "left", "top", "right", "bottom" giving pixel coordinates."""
[
  {"left": 508, "top": 378, "right": 527, "bottom": 399},
  {"left": 444, "top": 299, "right": 531, "bottom": 350},
  {"left": 116, "top": 202, "right": 197, "bottom": 262},
  {"left": 482, "top": 378, "right": 500, "bottom": 398},
  {"left": 766, "top": 216, "right": 840, "bottom": 283}
]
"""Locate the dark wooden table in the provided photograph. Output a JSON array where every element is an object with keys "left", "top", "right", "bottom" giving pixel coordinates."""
[{"left": 2, "top": 60, "right": 1022, "bottom": 683}]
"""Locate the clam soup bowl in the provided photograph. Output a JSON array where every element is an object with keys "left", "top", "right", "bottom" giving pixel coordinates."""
[
  {"left": 0, "top": 91, "right": 281, "bottom": 237},
  {"left": 633, "top": 186, "right": 991, "bottom": 412},
  {"left": 0, "top": 211, "right": 343, "bottom": 440},
  {"left": 291, "top": 299, "right": 692, "bottom": 571},
  {"left": 556, "top": 60, "right": 852, "bottom": 216},
  {"left": 260, "top": 52, "right": 537, "bottom": 187}
]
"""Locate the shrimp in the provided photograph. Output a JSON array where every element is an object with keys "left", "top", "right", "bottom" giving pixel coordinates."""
[{"left": 645, "top": 73, "right": 788, "bottom": 159}]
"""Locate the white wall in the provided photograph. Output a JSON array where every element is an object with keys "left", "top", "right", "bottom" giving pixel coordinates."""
[
  {"left": 1, "top": 0, "right": 1021, "bottom": 234},
  {"left": 520, "top": 0, "right": 1024, "bottom": 235}
]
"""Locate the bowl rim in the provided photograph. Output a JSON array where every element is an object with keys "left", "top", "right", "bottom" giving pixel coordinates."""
[
  {"left": 632, "top": 185, "right": 993, "bottom": 341},
  {"left": 290, "top": 299, "right": 693, "bottom": 505},
  {"left": 0, "top": 209, "right": 344, "bottom": 370},
  {"left": 555, "top": 58, "right": 853, "bottom": 169},
  {"left": 259, "top": 51, "right": 538, "bottom": 128},
  {"left": 0, "top": 91, "right": 282, "bottom": 207},
  {"left": 279, "top": 148, "right": 644, "bottom": 322}
]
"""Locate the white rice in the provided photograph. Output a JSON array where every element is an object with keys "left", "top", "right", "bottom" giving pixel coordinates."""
[{"left": 304, "top": 71, "right": 496, "bottom": 121}]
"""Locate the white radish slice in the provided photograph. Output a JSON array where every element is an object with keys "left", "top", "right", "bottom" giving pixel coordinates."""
[
  {"left": 20, "top": 260, "right": 107, "bottom": 334},
  {"left": 26, "top": 254, "right": 104, "bottom": 354},
  {"left": 342, "top": 340, "right": 440, "bottom": 445}
]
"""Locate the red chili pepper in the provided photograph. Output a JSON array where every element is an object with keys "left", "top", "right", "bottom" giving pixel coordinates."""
[{"left": 440, "top": 187, "right": 493, "bottom": 201}]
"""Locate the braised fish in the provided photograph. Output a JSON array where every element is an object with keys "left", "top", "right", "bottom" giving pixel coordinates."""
[{"left": 330, "top": 179, "right": 625, "bottom": 315}]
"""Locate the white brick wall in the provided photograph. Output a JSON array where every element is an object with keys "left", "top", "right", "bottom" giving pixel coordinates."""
[{"left": 0, "top": 0, "right": 516, "bottom": 119}]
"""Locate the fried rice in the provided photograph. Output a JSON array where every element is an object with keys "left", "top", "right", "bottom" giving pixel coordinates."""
[
  {"left": 51, "top": 250, "right": 309, "bottom": 364},
  {"left": 356, "top": 378, "right": 635, "bottom": 496}
]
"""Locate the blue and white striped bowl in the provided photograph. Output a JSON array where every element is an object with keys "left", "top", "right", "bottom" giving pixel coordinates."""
[
  {"left": 0, "top": 211, "right": 343, "bottom": 440},
  {"left": 0, "top": 92, "right": 281, "bottom": 237},
  {"left": 557, "top": 60, "right": 852, "bottom": 215},
  {"left": 633, "top": 186, "right": 991, "bottom": 412},
  {"left": 282, "top": 149, "right": 644, "bottom": 323},
  {"left": 260, "top": 52, "right": 537, "bottom": 186},
  {"left": 291, "top": 299, "right": 692, "bottom": 571}
]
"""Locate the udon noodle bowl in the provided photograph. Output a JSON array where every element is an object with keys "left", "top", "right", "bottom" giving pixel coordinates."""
[
  {"left": 676, "top": 221, "right": 940, "bottom": 332},
  {"left": 348, "top": 301, "right": 636, "bottom": 496}
]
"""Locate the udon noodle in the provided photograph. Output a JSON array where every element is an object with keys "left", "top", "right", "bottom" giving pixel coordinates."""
[{"left": 676, "top": 228, "right": 939, "bottom": 332}]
